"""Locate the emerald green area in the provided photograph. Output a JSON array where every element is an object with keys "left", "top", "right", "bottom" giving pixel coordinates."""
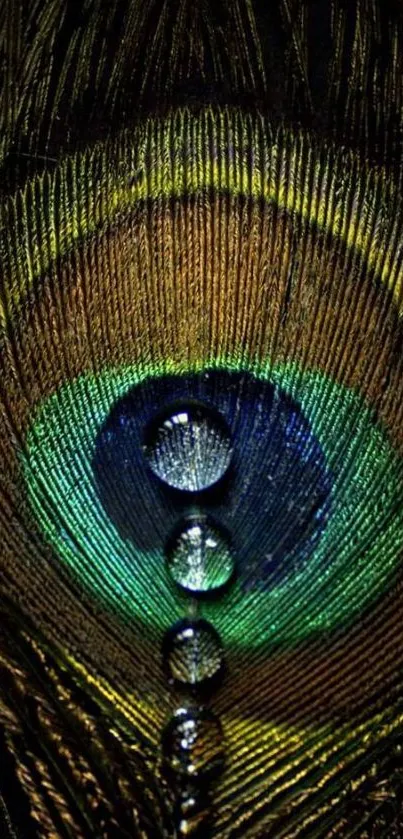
[{"left": 22, "top": 357, "right": 403, "bottom": 647}]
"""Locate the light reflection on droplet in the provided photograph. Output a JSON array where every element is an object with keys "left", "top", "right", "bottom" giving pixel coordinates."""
[
  {"left": 143, "top": 401, "right": 232, "bottom": 492},
  {"left": 162, "top": 619, "right": 224, "bottom": 688},
  {"left": 166, "top": 516, "right": 235, "bottom": 594},
  {"left": 162, "top": 707, "right": 225, "bottom": 782}
]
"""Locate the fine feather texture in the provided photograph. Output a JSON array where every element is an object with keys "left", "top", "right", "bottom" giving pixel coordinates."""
[{"left": 0, "top": 2, "right": 403, "bottom": 837}]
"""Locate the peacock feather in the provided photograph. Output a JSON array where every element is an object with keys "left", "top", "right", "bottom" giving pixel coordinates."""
[{"left": 0, "top": 1, "right": 403, "bottom": 837}]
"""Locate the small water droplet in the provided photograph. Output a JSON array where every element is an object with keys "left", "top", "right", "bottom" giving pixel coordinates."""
[
  {"left": 174, "top": 787, "right": 212, "bottom": 837},
  {"left": 143, "top": 401, "right": 232, "bottom": 492},
  {"left": 162, "top": 619, "right": 224, "bottom": 688},
  {"left": 166, "top": 516, "right": 235, "bottom": 594},
  {"left": 162, "top": 707, "right": 225, "bottom": 782}
]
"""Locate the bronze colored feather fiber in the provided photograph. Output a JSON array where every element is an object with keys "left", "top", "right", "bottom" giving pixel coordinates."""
[{"left": 1, "top": 2, "right": 403, "bottom": 837}]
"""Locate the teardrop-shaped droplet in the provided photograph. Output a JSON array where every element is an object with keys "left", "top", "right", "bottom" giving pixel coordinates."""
[
  {"left": 162, "top": 707, "right": 225, "bottom": 782},
  {"left": 162, "top": 619, "right": 224, "bottom": 688},
  {"left": 166, "top": 516, "right": 235, "bottom": 594},
  {"left": 143, "top": 401, "right": 232, "bottom": 492}
]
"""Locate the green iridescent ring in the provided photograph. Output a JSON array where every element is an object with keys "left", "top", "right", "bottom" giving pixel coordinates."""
[{"left": 22, "top": 357, "right": 403, "bottom": 649}]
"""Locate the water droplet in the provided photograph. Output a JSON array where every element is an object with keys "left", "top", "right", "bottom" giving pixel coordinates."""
[
  {"left": 162, "top": 619, "right": 224, "bottom": 688},
  {"left": 143, "top": 401, "right": 232, "bottom": 492},
  {"left": 166, "top": 516, "right": 235, "bottom": 594},
  {"left": 174, "top": 788, "right": 212, "bottom": 837},
  {"left": 162, "top": 707, "right": 225, "bottom": 782}
]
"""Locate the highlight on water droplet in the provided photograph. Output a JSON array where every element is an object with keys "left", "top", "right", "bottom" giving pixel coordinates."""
[
  {"left": 162, "top": 706, "right": 225, "bottom": 782},
  {"left": 162, "top": 619, "right": 224, "bottom": 689},
  {"left": 142, "top": 400, "right": 232, "bottom": 492},
  {"left": 166, "top": 514, "right": 235, "bottom": 594}
]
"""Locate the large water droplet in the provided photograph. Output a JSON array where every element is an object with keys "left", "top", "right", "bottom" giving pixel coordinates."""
[
  {"left": 162, "top": 619, "right": 224, "bottom": 689},
  {"left": 143, "top": 401, "right": 232, "bottom": 492},
  {"left": 162, "top": 707, "right": 225, "bottom": 782},
  {"left": 166, "top": 515, "right": 235, "bottom": 594}
]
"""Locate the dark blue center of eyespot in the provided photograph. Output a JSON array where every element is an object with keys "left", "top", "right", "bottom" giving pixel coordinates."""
[{"left": 93, "top": 369, "right": 333, "bottom": 590}]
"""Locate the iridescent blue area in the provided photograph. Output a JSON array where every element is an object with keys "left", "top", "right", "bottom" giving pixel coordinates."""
[{"left": 93, "top": 370, "right": 333, "bottom": 590}]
